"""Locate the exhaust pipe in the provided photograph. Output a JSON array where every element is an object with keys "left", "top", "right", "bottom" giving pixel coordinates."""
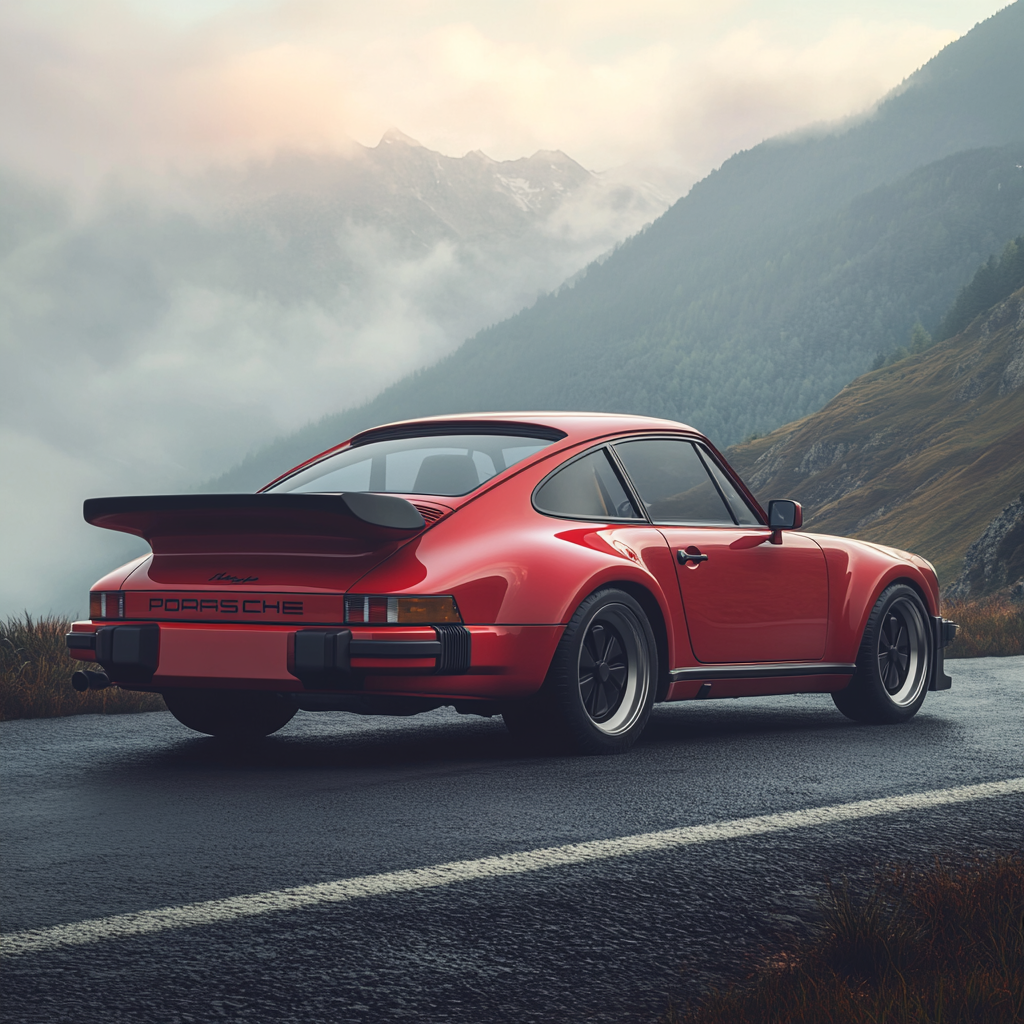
[{"left": 72, "top": 670, "right": 111, "bottom": 692}]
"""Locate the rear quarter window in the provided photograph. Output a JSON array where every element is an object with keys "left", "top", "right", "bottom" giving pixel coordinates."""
[{"left": 534, "top": 449, "right": 642, "bottom": 521}]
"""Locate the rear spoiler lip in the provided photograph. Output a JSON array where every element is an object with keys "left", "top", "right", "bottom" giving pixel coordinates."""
[{"left": 83, "top": 493, "right": 426, "bottom": 540}]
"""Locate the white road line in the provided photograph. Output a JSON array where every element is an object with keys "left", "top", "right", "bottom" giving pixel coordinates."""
[{"left": 4, "top": 777, "right": 1023, "bottom": 957}]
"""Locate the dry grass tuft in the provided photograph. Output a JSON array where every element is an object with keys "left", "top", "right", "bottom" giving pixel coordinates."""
[
  {"left": 943, "top": 597, "right": 1024, "bottom": 658},
  {"left": 667, "top": 854, "right": 1024, "bottom": 1024},
  {"left": 0, "top": 614, "right": 164, "bottom": 721}
]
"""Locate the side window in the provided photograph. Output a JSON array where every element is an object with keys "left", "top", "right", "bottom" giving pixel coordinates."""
[
  {"left": 699, "top": 450, "right": 761, "bottom": 526},
  {"left": 534, "top": 449, "right": 642, "bottom": 521},
  {"left": 613, "top": 438, "right": 735, "bottom": 525}
]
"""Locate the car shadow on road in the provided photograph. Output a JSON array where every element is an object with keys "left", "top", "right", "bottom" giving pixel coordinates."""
[
  {"left": 145, "top": 711, "right": 526, "bottom": 773},
  {"left": 644, "top": 695, "right": 961, "bottom": 739},
  {"left": 100, "top": 695, "right": 962, "bottom": 777}
]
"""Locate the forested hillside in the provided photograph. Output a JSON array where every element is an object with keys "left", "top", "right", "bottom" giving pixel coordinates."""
[
  {"left": 726, "top": 285, "right": 1024, "bottom": 589},
  {"left": 934, "top": 235, "right": 1024, "bottom": 342},
  {"left": 214, "top": 2, "right": 1024, "bottom": 492}
]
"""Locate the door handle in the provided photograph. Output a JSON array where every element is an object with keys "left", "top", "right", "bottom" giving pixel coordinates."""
[{"left": 677, "top": 550, "right": 709, "bottom": 565}]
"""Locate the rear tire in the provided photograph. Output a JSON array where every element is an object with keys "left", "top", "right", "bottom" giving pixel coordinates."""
[
  {"left": 163, "top": 689, "right": 296, "bottom": 739},
  {"left": 832, "top": 584, "right": 931, "bottom": 724},
  {"left": 503, "top": 588, "right": 656, "bottom": 755}
]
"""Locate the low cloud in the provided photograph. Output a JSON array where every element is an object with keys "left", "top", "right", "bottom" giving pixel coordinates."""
[{"left": 0, "top": 151, "right": 669, "bottom": 616}]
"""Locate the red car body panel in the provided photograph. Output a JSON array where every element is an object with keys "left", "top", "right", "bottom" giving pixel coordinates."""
[{"left": 69, "top": 412, "right": 949, "bottom": 711}]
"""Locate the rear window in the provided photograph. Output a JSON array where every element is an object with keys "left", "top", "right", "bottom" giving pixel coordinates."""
[{"left": 268, "top": 434, "right": 556, "bottom": 497}]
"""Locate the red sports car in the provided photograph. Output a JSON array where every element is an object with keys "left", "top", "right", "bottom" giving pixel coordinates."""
[{"left": 67, "top": 413, "right": 957, "bottom": 753}]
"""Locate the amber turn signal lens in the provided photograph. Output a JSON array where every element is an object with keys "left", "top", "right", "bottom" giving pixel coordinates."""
[
  {"left": 344, "top": 595, "right": 461, "bottom": 625},
  {"left": 89, "top": 591, "right": 124, "bottom": 620}
]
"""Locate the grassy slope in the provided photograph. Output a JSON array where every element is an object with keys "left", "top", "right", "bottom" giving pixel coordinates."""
[{"left": 726, "top": 289, "right": 1024, "bottom": 588}]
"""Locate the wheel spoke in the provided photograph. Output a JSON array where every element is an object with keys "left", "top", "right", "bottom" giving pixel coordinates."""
[
  {"left": 603, "top": 678, "right": 620, "bottom": 713},
  {"left": 893, "top": 624, "right": 906, "bottom": 653},
  {"left": 882, "top": 656, "right": 895, "bottom": 689},
  {"left": 605, "top": 637, "right": 624, "bottom": 669},
  {"left": 579, "top": 644, "right": 597, "bottom": 672},
  {"left": 580, "top": 673, "right": 598, "bottom": 713}
]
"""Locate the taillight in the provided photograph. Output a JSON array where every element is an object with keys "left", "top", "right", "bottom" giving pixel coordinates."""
[
  {"left": 89, "top": 591, "right": 125, "bottom": 620},
  {"left": 343, "top": 595, "right": 462, "bottom": 625}
]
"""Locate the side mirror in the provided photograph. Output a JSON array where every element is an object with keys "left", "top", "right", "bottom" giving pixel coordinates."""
[{"left": 767, "top": 499, "right": 802, "bottom": 534}]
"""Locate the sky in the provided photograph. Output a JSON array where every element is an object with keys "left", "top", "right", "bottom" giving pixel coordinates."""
[
  {"left": 1, "top": 0, "right": 1009, "bottom": 188},
  {"left": 0, "top": 0, "right": 1013, "bottom": 619}
]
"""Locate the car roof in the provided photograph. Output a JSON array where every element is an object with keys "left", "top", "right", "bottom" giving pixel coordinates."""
[
  {"left": 261, "top": 411, "right": 707, "bottom": 491},
  {"left": 349, "top": 411, "right": 701, "bottom": 447}
]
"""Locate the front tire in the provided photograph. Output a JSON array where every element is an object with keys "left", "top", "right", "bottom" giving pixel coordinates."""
[
  {"left": 503, "top": 589, "right": 656, "bottom": 754},
  {"left": 163, "top": 689, "right": 296, "bottom": 739},
  {"left": 832, "top": 584, "right": 931, "bottom": 724}
]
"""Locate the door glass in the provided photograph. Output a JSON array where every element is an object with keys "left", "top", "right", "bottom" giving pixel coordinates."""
[
  {"left": 534, "top": 449, "right": 642, "bottom": 520},
  {"left": 698, "top": 450, "right": 761, "bottom": 526},
  {"left": 614, "top": 439, "right": 734, "bottom": 525}
]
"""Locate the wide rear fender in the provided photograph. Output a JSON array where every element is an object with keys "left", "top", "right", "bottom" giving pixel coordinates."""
[
  {"left": 349, "top": 479, "right": 682, "bottom": 648},
  {"left": 91, "top": 555, "right": 151, "bottom": 592}
]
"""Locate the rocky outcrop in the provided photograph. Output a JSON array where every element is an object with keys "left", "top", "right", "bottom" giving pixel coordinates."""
[{"left": 945, "top": 494, "right": 1024, "bottom": 601}]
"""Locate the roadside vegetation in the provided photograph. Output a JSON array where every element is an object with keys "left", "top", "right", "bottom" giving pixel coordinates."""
[
  {"left": 944, "top": 597, "right": 1024, "bottom": 659},
  {"left": 667, "top": 854, "right": 1024, "bottom": 1024},
  {"left": 0, "top": 600, "right": 1020, "bottom": 721},
  {"left": 0, "top": 615, "right": 163, "bottom": 721}
]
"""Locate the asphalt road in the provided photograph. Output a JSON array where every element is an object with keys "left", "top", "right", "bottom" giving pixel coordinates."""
[{"left": 3, "top": 656, "right": 1023, "bottom": 1024}]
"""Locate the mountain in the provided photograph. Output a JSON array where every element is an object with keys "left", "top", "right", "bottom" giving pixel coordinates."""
[
  {"left": 0, "top": 133, "right": 673, "bottom": 621},
  {"left": 196, "top": 128, "right": 672, "bottom": 271},
  {"left": 725, "top": 285, "right": 1024, "bottom": 591},
  {"left": 212, "top": 2, "right": 1024, "bottom": 493}
]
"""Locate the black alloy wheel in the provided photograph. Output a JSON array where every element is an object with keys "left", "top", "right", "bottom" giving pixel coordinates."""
[
  {"left": 832, "top": 583, "right": 931, "bottom": 724},
  {"left": 502, "top": 588, "right": 656, "bottom": 754},
  {"left": 577, "top": 612, "right": 639, "bottom": 731}
]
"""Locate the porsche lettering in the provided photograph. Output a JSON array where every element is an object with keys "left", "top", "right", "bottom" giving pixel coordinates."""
[{"left": 147, "top": 597, "right": 303, "bottom": 615}]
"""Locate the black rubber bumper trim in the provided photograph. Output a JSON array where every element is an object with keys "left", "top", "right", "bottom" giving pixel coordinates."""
[
  {"left": 349, "top": 640, "right": 442, "bottom": 657},
  {"left": 669, "top": 662, "right": 856, "bottom": 681},
  {"left": 66, "top": 632, "right": 97, "bottom": 651},
  {"left": 90, "top": 623, "right": 160, "bottom": 686},
  {"left": 293, "top": 629, "right": 471, "bottom": 688},
  {"left": 434, "top": 624, "right": 472, "bottom": 674},
  {"left": 930, "top": 616, "right": 956, "bottom": 691}
]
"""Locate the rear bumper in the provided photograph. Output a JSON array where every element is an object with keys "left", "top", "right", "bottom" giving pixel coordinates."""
[
  {"left": 929, "top": 616, "right": 958, "bottom": 691},
  {"left": 66, "top": 621, "right": 561, "bottom": 700}
]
